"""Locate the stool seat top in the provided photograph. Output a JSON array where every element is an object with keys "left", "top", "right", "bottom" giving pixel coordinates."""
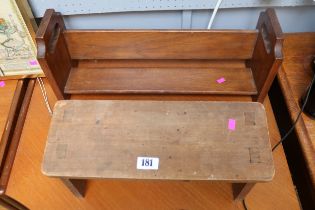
[{"left": 42, "top": 100, "right": 274, "bottom": 182}]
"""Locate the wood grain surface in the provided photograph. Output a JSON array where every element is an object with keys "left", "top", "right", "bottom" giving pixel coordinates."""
[
  {"left": 0, "top": 80, "right": 30, "bottom": 191},
  {"left": 2, "top": 79, "right": 300, "bottom": 210},
  {"left": 0, "top": 81, "right": 17, "bottom": 140},
  {"left": 65, "top": 67, "right": 257, "bottom": 95},
  {"left": 250, "top": 9, "right": 283, "bottom": 103},
  {"left": 77, "top": 59, "right": 247, "bottom": 69},
  {"left": 0, "top": 79, "right": 32, "bottom": 210},
  {"left": 64, "top": 30, "right": 257, "bottom": 60},
  {"left": 36, "top": 9, "right": 283, "bottom": 104},
  {"left": 42, "top": 100, "right": 273, "bottom": 181},
  {"left": 36, "top": 9, "right": 72, "bottom": 100},
  {"left": 0, "top": 79, "right": 35, "bottom": 192},
  {"left": 278, "top": 33, "right": 315, "bottom": 189}
]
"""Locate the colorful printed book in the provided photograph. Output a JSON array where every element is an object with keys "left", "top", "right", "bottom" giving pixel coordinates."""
[{"left": 0, "top": 0, "right": 42, "bottom": 79}]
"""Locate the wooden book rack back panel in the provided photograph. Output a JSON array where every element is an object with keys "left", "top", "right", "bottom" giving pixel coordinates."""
[{"left": 36, "top": 9, "right": 283, "bottom": 102}]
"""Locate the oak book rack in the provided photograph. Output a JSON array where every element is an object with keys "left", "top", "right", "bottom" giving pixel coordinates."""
[
  {"left": 36, "top": 9, "right": 283, "bottom": 102},
  {"left": 37, "top": 9, "right": 283, "bottom": 200}
]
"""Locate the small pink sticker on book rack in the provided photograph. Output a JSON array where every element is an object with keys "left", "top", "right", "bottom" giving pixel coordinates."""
[
  {"left": 216, "top": 77, "right": 226, "bottom": 84},
  {"left": 29, "top": 59, "right": 38, "bottom": 66},
  {"left": 228, "top": 119, "right": 236, "bottom": 131},
  {"left": 0, "top": 81, "right": 5, "bottom": 87}
]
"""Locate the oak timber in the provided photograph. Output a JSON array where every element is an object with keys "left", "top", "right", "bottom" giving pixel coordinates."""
[{"left": 42, "top": 100, "right": 274, "bottom": 181}]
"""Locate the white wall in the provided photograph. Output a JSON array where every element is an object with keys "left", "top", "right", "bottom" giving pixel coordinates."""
[{"left": 29, "top": 0, "right": 315, "bottom": 32}]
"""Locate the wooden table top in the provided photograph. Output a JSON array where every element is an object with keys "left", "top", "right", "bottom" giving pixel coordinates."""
[
  {"left": 1, "top": 79, "right": 300, "bottom": 210},
  {"left": 0, "top": 80, "right": 18, "bottom": 136},
  {"left": 43, "top": 100, "right": 273, "bottom": 181},
  {"left": 277, "top": 32, "right": 315, "bottom": 187}
]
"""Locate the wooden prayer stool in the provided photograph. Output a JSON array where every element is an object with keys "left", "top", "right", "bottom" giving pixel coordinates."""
[{"left": 36, "top": 8, "right": 283, "bottom": 200}]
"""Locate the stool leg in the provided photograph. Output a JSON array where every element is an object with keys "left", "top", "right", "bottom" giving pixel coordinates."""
[
  {"left": 61, "top": 179, "right": 87, "bottom": 198},
  {"left": 232, "top": 183, "right": 256, "bottom": 201}
]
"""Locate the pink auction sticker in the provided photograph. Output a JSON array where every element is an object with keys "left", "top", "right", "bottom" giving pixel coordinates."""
[
  {"left": 228, "top": 119, "right": 236, "bottom": 131},
  {"left": 216, "top": 77, "right": 226, "bottom": 84},
  {"left": 0, "top": 81, "right": 5, "bottom": 88},
  {"left": 29, "top": 59, "right": 38, "bottom": 66}
]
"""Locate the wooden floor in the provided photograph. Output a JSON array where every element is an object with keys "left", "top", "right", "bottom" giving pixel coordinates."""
[{"left": 1, "top": 79, "right": 301, "bottom": 210}]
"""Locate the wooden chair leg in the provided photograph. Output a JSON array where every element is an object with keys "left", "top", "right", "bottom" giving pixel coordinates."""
[
  {"left": 232, "top": 183, "right": 256, "bottom": 201},
  {"left": 0, "top": 195, "right": 28, "bottom": 210},
  {"left": 61, "top": 179, "right": 87, "bottom": 198}
]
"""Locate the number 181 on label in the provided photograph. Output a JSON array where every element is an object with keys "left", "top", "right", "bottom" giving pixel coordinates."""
[{"left": 137, "top": 157, "right": 159, "bottom": 170}]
